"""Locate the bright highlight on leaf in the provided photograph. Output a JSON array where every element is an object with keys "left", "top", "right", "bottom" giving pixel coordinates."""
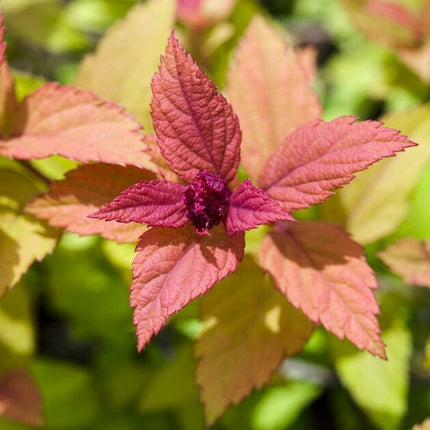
[{"left": 260, "top": 221, "right": 386, "bottom": 358}]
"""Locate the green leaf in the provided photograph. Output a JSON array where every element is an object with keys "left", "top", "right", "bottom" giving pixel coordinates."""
[
  {"left": 331, "top": 320, "right": 412, "bottom": 430},
  {"left": 397, "top": 163, "right": 430, "bottom": 238},
  {"left": 251, "top": 381, "right": 321, "bottom": 430},
  {"left": 0, "top": 285, "right": 34, "bottom": 375},
  {"left": 330, "top": 104, "right": 430, "bottom": 244},
  {"left": 139, "top": 344, "right": 205, "bottom": 430},
  {"left": 0, "top": 169, "right": 59, "bottom": 295},
  {"left": 74, "top": 0, "right": 175, "bottom": 132},
  {"left": 31, "top": 359, "right": 100, "bottom": 429}
]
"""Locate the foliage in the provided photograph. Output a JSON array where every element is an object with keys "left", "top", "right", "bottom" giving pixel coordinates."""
[{"left": 1, "top": 0, "right": 430, "bottom": 428}]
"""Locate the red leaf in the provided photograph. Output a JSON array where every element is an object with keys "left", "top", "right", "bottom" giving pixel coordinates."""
[
  {"left": 259, "top": 221, "right": 386, "bottom": 358},
  {"left": 196, "top": 255, "right": 312, "bottom": 424},
  {"left": 0, "top": 369, "right": 43, "bottom": 427},
  {"left": 177, "top": 0, "right": 237, "bottom": 28},
  {"left": 131, "top": 225, "right": 244, "bottom": 350},
  {"left": 90, "top": 180, "right": 188, "bottom": 227},
  {"left": 378, "top": 238, "right": 430, "bottom": 287},
  {"left": 227, "top": 16, "right": 321, "bottom": 180},
  {"left": 27, "top": 164, "right": 153, "bottom": 243},
  {"left": 151, "top": 33, "right": 241, "bottom": 183},
  {"left": 0, "top": 83, "right": 155, "bottom": 169},
  {"left": 226, "top": 180, "right": 293, "bottom": 235},
  {"left": 259, "top": 116, "right": 416, "bottom": 212}
]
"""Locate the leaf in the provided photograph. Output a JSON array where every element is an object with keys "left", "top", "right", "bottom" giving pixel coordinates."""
[
  {"left": 0, "top": 369, "right": 43, "bottom": 427},
  {"left": 151, "top": 33, "right": 241, "bottom": 184},
  {"left": 413, "top": 418, "right": 430, "bottom": 430},
  {"left": 226, "top": 180, "right": 292, "bottom": 235},
  {"left": 332, "top": 319, "right": 412, "bottom": 430},
  {"left": 31, "top": 359, "right": 99, "bottom": 429},
  {"left": 227, "top": 15, "right": 321, "bottom": 180},
  {"left": 0, "top": 169, "right": 59, "bottom": 295},
  {"left": 195, "top": 255, "right": 312, "bottom": 424},
  {"left": 74, "top": 0, "right": 175, "bottom": 132},
  {"left": 335, "top": 105, "right": 430, "bottom": 244},
  {"left": 0, "top": 63, "right": 17, "bottom": 138},
  {"left": 259, "top": 116, "right": 416, "bottom": 212},
  {"left": 0, "top": 83, "right": 155, "bottom": 169},
  {"left": 340, "top": 0, "right": 419, "bottom": 49},
  {"left": 27, "top": 164, "right": 152, "bottom": 243},
  {"left": 131, "top": 225, "right": 244, "bottom": 350},
  {"left": 252, "top": 381, "right": 322, "bottom": 430},
  {"left": 259, "top": 221, "right": 386, "bottom": 358},
  {"left": 177, "top": 0, "right": 237, "bottom": 28},
  {"left": 90, "top": 180, "right": 188, "bottom": 227},
  {"left": 378, "top": 238, "right": 430, "bottom": 287}
]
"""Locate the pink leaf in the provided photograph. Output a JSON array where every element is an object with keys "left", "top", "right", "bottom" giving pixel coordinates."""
[
  {"left": 0, "top": 83, "right": 155, "bottom": 169},
  {"left": 90, "top": 180, "right": 188, "bottom": 227},
  {"left": 259, "top": 221, "right": 386, "bottom": 358},
  {"left": 227, "top": 16, "right": 321, "bottom": 180},
  {"left": 259, "top": 116, "right": 416, "bottom": 212},
  {"left": 151, "top": 33, "right": 241, "bottom": 183},
  {"left": 0, "top": 369, "right": 43, "bottom": 427},
  {"left": 27, "top": 164, "right": 153, "bottom": 243},
  {"left": 378, "top": 238, "right": 430, "bottom": 287},
  {"left": 226, "top": 179, "right": 293, "bottom": 235},
  {"left": 131, "top": 225, "right": 244, "bottom": 350}
]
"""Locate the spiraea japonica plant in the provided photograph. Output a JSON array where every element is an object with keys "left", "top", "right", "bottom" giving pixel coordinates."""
[{"left": 1, "top": 1, "right": 429, "bottom": 427}]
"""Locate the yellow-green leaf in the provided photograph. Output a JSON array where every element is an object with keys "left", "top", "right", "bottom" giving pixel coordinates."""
[
  {"left": 74, "top": 0, "right": 175, "bottom": 132},
  {"left": 0, "top": 169, "right": 59, "bottom": 295},
  {"left": 332, "top": 104, "right": 430, "bottom": 244},
  {"left": 196, "top": 255, "right": 312, "bottom": 424},
  {"left": 331, "top": 320, "right": 412, "bottom": 430}
]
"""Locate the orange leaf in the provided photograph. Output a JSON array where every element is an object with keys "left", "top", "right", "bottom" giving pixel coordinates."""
[
  {"left": 260, "top": 221, "right": 386, "bottom": 358},
  {"left": 378, "top": 238, "right": 430, "bottom": 287},
  {"left": 227, "top": 16, "right": 321, "bottom": 180}
]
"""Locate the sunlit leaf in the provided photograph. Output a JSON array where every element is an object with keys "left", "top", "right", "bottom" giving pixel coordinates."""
[
  {"left": 378, "top": 238, "right": 430, "bottom": 287},
  {"left": 0, "top": 170, "right": 59, "bottom": 295},
  {"left": 131, "top": 225, "right": 244, "bottom": 350},
  {"left": 259, "top": 116, "right": 414, "bottom": 212},
  {"left": 0, "top": 83, "right": 155, "bottom": 169},
  {"left": 151, "top": 33, "right": 241, "bottom": 184},
  {"left": 227, "top": 15, "right": 321, "bottom": 180},
  {"left": 332, "top": 319, "right": 412, "bottom": 430},
  {"left": 196, "top": 255, "right": 312, "bottom": 424},
  {"left": 260, "top": 221, "right": 386, "bottom": 358},
  {"left": 335, "top": 105, "right": 430, "bottom": 244},
  {"left": 27, "top": 164, "right": 153, "bottom": 242},
  {"left": 74, "top": 0, "right": 175, "bottom": 131}
]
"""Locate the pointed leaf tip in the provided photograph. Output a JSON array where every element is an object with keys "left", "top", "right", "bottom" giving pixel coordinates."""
[
  {"left": 151, "top": 33, "right": 241, "bottom": 184},
  {"left": 90, "top": 180, "right": 189, "bottom": 228},
  {"left": 259, "top": 116, "right": 416, "bottom": 212},
  {"left": 226, "top": 180, "right": 293, "bottom": 235},
  {"left": 260, "top": 221, "right": 386, "bottom": 358},
  {"left": 131, "top": 225, "right": 244, "bottom": 350}
]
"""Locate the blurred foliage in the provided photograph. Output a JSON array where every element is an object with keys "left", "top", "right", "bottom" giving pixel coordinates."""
[{"left": 0, "top": 0, "right": 430, "bottom": 429}]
